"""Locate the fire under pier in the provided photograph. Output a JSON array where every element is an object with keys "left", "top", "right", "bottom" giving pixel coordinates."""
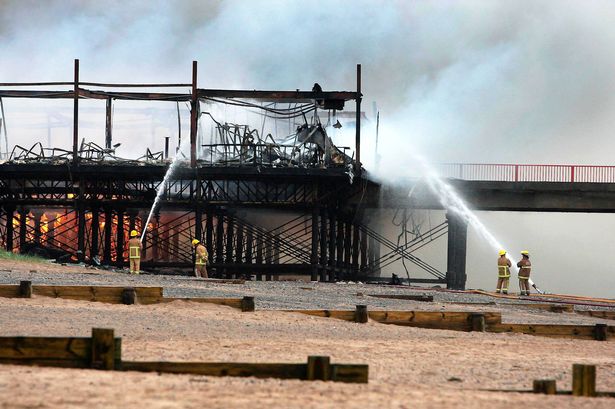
[{"left": 0, "top": 61, "right": 462, "bottom": 288}]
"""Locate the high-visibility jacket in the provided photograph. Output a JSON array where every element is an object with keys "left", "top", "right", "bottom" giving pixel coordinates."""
[
  {"left": 498, "top": 265, "right": 510, "bottom": 278},
  {"left": 518, "top": 263, "right": 531, "bottom": 279},
  {"left": 129, "top": 246, "right": 141, "bottom": 259},
  {"left": 195, "top": 245, "right": 208, "bottom": 266}
]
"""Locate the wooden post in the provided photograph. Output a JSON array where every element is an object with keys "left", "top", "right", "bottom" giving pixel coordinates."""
[
  {"left": 121, "top": 287, "right": 137, "bottom": 305},
  {"left": 311, "top": 207, "right": 319, "bottom": 281},
  {"left": 91, "top": 328, "right": 115, "bottom": 370},
  {"left": 355, "top": 305, "right": 368, "bottom": 323},
  {"left": 594, "top": 324, "right": 608, "bottom": 341},
  {"left": 19, "top": 280, "right": 32, "bottom": 298},
  {"left": 572, "top": 364, "right": 596, "bottom": 397},
  {"left": 241, "top": 296, "right": 255, "bottom": 312},
  {"left": 469, "top": 313, "right": 486, "bottom": 332},
  {"left": 90, "top": 208, "right": 99, "bottom": 263},
  {"left": 5, "top": 206, "right": 14, "bottom": 251},
  {"left": 116, "top": 209, "right": 124, "bottom": 268},
  {"left": 103, "top": 207, "right": 112, "bottom": 265},
  {"left": 533, "top": 379, "right": 557, "bottom": 394},
  {"left": 307, "top": 356, "right": 331, "bottom": 381}
]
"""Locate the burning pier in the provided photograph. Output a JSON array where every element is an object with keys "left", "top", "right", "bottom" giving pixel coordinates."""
[{"left": 0, "top": 60, "right": 455, "bottom": 287}]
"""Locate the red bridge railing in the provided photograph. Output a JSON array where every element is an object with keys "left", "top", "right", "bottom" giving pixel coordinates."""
[{"left": 439, "top": 164, "right": 615, "bottom": 183}]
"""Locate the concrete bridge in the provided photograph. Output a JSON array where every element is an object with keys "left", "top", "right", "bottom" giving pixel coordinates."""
[{"left": 360, "top": 163, "right": 615, "bottom": 290}]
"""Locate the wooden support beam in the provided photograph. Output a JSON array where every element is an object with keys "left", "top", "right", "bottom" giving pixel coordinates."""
[
  {"left": 469, "top": 313, "right": 486, "bottom": 332},
  {"left": 5, "top": 206, "right": 14, "bottom": 251},
  {"left": 572, "top": 364, "right": 596, "bottom": 397},
  {"left": 307, "top": 356, "right": 331, "bottom": 381},
  {"left": 328, "top": 209, "right": 336, "bottom": 281},
  {"left": 18, "top": 207, "right": 27, "bottom": 253},
  {"left": 103, "top": 207, "right": 112, "bottom": 264},
  {"left": 116, "top": 209, "right": 124, "bottom": 268},
  {"left": 121, "top": 287, "right": 137, "bottom": 305},
  {"left": 355, "top": 305, "right": 368, "bottom": 323},
  {"left": 367, "top": 294, "right": 433, "bottom": 302},
  {"left": 90, "top": 208, "right": 99, "bottom": 262},
  {"left": 319, "top": 207, "right": 327, "bottom": 282},
  {"left": 90, "top": 328, "right": 116, "bottom": 370},
  {"left": 19, "top": 280, "right": 32, "bottom": 298},
  {"left": 594, "top": 324, "right": 608, "bottom": 341},
  {"left": 311, "top": 207, "right": 318, "bottom": 281},
  {"left": 533, "top": 379, "right": 557, "bottom": 395},
  {"left": 241, "top": 296, "right": 255, "bottom": 312}
]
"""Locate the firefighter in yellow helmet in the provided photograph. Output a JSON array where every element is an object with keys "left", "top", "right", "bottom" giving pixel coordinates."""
[
  {"left": 192, "top": 239, "right": 209, "bottom": 278},
  {"left": 128, "top": 230, "right": 142, "bottom": 274},
  {"left": 517, "top": 250, "right": 532, "bottom": 296},
  {"left": 496, "top": 249, "right": 511, "bottom": 294}
]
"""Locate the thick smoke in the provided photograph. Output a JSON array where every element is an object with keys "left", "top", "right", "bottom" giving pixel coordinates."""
[
  {"left": 2, "top": 1, "right": 615, "bottom": 296},
  {"left": 2, "top": 0, "right": 615, "bottom": 162}
]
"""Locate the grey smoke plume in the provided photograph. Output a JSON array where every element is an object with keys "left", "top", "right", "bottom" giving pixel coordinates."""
[
  {"left": 2, "top": 0, "right": 615, "bottom": 164},
  {"left": 3, "top": 0, "right": 615, "bottom": 297}
]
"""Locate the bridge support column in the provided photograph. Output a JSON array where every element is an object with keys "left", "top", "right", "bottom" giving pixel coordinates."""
[{"left": 446, "top": 211, "right": 468, "bottom": 290}]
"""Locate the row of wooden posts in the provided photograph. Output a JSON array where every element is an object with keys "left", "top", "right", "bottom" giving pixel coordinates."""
[
  {"left": 2, "top": 281, "right": 614, "bottom": 340},
  {"left": 0, "top": 327, "right": 368, "bottom": 383},
  {"left": 532, "top": 364, "right": 611, "bottom": 397}
]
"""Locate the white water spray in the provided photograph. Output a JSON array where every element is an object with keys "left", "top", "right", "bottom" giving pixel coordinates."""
[
  {"left": 407, "top": 153, "right": 521, "bottom": 276},
  {"left": 140, "top": 139, "right": 189, "bottom": 243}
]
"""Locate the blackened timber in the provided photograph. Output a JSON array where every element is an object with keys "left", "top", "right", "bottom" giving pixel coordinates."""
[
  {"left": 18, "top": 207, "right": 27, "bottom": 252},
  {"left": 116, "top": 210, "right": 124, "bottom": 268},
  {"left": 336, "top": 218, "right": 344, "bottom": 277},
  {"left": 77, "top": 205, "right": 86, "bottom": 262},
  {"left": 235, "top": 222, "right": 244, "bottom": 265},
  {"left": 352, "top": 221, "right": 360, "bottom": 277},
  {"left": 319, "top": 208, "right": 328, "bottom": 282},
  {"left": 344, "top": 220, "right": 352, "bottom": 275},
  {"left": 328, "top": 210, "right": 336, "bottom": 281},
  {"left": 205, "top": 211, "right": 213, "bottom": 257},
  {"left": 215, "top": 213, "right": 224, "bottom": 267},
  {"left": 311, "top": 207, "right": 319, "bottom": 281},
  {"left": 90, "top": 208, "right": 99, "bottom": 262},
  {"left": 225, "top": 217, "right": 234, "bottom": 279},
  {"left": 255, "top": 237, "right": 263, "bottom": 281},
  {"left": 103, "top": 208, "right": 112, "bottom": 264},
  {"left": 5, "top": 207, "right": 14, "bottom": 251},
  {"left": 360, "top": 227, "right": 368, "bottom": 272},
  {"left": 446, "top": 211, "right": 468, "bottom": 290}
]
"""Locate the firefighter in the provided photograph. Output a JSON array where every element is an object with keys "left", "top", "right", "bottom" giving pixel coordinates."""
[
  {"left": 496, "top": 249, "right": 511, "bottom": 294},
  {"left": 517, "top": 250, "right": 531, "bottom": 296},
  {"left": 128, "top": 230, "right": 142, "bottom": 275},
  {"left": 192, "top": 239, "right": 209, "bottom": 278}
]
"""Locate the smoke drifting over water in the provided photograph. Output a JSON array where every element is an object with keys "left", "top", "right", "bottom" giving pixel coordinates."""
[{"left": 3, "top": 1, "right": 615, "bottom": 296}]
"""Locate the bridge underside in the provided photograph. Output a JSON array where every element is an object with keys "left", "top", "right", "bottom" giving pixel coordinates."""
[{"left": 0, "top": 162, "right": 387, "bottom": 282}]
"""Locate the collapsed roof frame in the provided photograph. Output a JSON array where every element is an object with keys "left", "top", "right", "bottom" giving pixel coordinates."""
[{"left": 0, "top": 60, "right": 363, "bottom": 170}]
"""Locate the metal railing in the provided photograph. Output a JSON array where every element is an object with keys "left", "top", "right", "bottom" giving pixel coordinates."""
[{"left": 439, "top": 163, "right": 615, "bottom": 183}]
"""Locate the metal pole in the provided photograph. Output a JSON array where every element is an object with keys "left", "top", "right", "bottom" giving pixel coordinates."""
[
  {"left": 355, "top": 63, "right": 361, "bottom": 172},
  {"left": 105, "top": 97, "right": 112, "bottom": 149},
  {"left": 190, "top": 61, "right": 198, "bottom": 168},
  {"left": 73, "top": 59, "right": 79, "bottom": 165}
]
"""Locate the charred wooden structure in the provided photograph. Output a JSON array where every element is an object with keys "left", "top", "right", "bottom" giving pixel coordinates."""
[{"left": 0, "top": 60, "right": 455, "bottom": 287}]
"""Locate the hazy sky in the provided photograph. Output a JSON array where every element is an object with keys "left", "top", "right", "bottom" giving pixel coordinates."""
[{"left": 2, "top": 1, "right": 615, "bottom": 296}]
